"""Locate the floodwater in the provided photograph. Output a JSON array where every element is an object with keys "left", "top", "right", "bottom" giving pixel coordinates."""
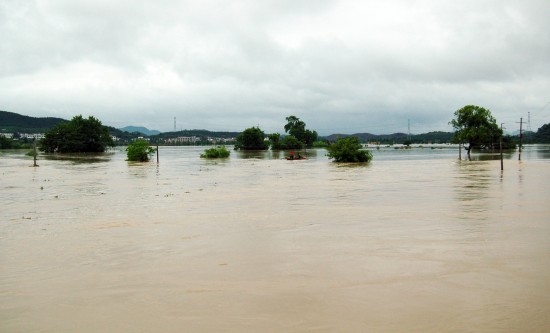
[{"left": 1, "top": 145, "right": 550, "bottom": 332}]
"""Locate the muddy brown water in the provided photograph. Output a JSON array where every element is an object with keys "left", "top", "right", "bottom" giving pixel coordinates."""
[{"left": 1, "top": 145, "right": 550, "bottom": 332}]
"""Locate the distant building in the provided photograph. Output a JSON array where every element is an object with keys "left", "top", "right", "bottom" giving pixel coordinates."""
[{"left": 166, "top": 136, "right": 199, "bottom": 144}]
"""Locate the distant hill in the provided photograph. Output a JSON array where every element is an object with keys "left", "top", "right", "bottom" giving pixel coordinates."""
[
  {"left": 0, "top": 110, "right": 67, "bottom": 133},
  {"left": 325, "top": 131, "right": 453, "bottom": 144},
  {"left": 119, "top": 126, "right": 161, "bottom": 136}
]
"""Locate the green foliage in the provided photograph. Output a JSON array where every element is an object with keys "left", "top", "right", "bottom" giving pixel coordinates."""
[
  {"left": 284, "top": 116, "right": 318, "bottom": 147},
  {"left": 235, "top": 127, "right": 269, "bottom": 150},
  {"left": 501, "top": 135, "right": 517, "bottom": 149},
  {"left": 312, "top": 140, "right": 329, "bottom": 148},
  {"left": 40, "top": 115, "right": 114, "bottom": 153},
  {"left": 326, "top": 137, "right": 373, "bottom": 163},
  {"left": 280, "top": 135, "right": 303, "bottom": 149},
  {"left": 0, "top": 136, "right": 13, "bottom": 149},
  {"left": 449, "top": 105, "right": 502, "bottom": 149},
  {"left": 535, "top": 123, "right": 550, "bottom": 143},
  {"left": 201, "top": 146, "right": 230, "bottom": 158},
  {"left": 126, "top": 140, "right": 156, "bottom": 161},
  {"left": 270, "top": 133, "right": 303, "bottom": 150},
  {"left": 268, "top": 133, "right": 281, "bottom": 149}
]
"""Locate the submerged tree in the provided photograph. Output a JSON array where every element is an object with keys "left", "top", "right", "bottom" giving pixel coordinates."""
[
  {"left": 201, "top": 146, "right": 230, "bottom": 158},
  {"left": 326, "top": 136, "right": 372, "bottom": 163},
  {"left": 449, "top": 105, "right": 502, "bottom": 160},
  {"left": 235, "top": 127, "right": 269, "bottom": 150},
  {"left": 40, "top": 115, "right": 113, "bottom": 153},
  {"left": 126, "top": 140, "right": 156, "bottom": 161}
]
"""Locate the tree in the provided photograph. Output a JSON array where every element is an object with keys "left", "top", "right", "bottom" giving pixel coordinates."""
[
  {"left": 535, "top": 123, "right": 550, "bottom": 143},
  {"left": 235, "top": 127, "right": 269, "bottom": 150},
  {"left": 326, "top": 137, "right": 373, "bottom": 163},
  {"left": 284, "top": 115, "right": 318, "bottom": 147},
  {"left": 268, "top": 133, "right": 282, "bottom": 149},
  {"left": 126, "top": 140, "right": 156, "bottom": 161},
  {"left": 269, "top": 133, "right": 303, "bottom": 150},
  {"left": 40, "top": 115, "right": 114, "bottom": 153},
  {"left": 449, "top": 105, "right": 502, "bottom": 160}
]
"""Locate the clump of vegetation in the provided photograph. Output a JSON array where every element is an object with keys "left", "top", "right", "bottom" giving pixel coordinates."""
[
  {"left": 284, "top": 115, "right": 318, "bottom": 148},
  {"left": 201, "top": 146, "right": 230, "bottom": 158},
  {"left": 0, "top": 135, "right": 32, "bottom": 149},
  {"left": 326, "top": 136, "right": 373, "bottom": 163},
  {"left": 126, "top": 140, "right": 156, "bottom": 161},
  {"left": 269, "top": 133, "right": 303, "bottom": 150},
  {"left": 312, "top": 140, "right": 329, "bottom": 148},
  {"left": 235, "top": 127, "right": 269, "bottom": 150},
  {"left": 535, "top": 123, "right": 550, "bottom": 143},
  {"left": 40, "top": 115, "right": 114, "bottom": 153}
]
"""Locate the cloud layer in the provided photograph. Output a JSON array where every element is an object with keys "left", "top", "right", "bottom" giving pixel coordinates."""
[{"left": 1, "top": 0, "right": 549, "bottom": 134}]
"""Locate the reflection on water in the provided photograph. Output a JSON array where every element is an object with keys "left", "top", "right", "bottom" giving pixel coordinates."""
[
  {"left": 41, "top": 152, "right": 115, "bottom": 164},
  {"left": 1, "top": 145, "right": 550, "bottom": 332}
]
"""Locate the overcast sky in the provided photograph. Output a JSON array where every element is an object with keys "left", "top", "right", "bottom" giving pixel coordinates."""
[{"left": 1, "top": 0, "right": 549, "bottom": 135}]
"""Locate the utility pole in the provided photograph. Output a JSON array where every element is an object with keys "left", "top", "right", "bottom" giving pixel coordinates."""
[
  {"left": 33, "top": 139, "right": 38, "bottom": 167},
  {"left": 407, "top": 119, "right": 411, "bottom": 142},
  {"left": 519, "top": 117, "right": 523, "bottom": 161},
  {"left": 500, "top": 123, "right": 504, "bottom": 171},
  {"left": 174, "top": 117, "right": 176, "bottom": 132}
]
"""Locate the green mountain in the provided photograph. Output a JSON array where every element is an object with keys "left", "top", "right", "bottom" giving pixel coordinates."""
[
  {"left": 0, "top": 110, "right": 67, "bottom": 133},
  {"left": 119, "top": 126, "right": 161, "bottom": 136}
]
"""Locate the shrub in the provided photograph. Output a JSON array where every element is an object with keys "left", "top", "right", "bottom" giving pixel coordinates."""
[
  {"left": 201, "top": 146, "right": 230, "bottom": 158},
  {"left": 326, "top": 137, "right": 373, "bottom": 163},
  {"left": 126, "top": 140, "right": 156, "bottom": 161}
]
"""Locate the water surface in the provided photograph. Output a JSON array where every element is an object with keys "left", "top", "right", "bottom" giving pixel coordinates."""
[{"left": 1, "top": 145, "right": 550, "bottom": 332}]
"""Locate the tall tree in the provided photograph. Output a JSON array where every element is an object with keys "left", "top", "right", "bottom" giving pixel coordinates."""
[
  {"left": 284, "top": 115, "right": 318, "bottom": 147},
  {"left": 40, "top": 115, "right": 114, "bottom": 153},
  {"left": 449, "top": 105, "right": 502, "bottom": 160}
]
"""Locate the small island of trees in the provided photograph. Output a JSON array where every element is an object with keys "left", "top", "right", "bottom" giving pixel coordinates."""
[{"left": 40, "top": 115, "right": 113, "bottom": 153}]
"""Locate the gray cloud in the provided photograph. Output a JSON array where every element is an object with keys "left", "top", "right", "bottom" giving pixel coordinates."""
[{"left": 1, "top": 0, "right": 549, "bottom": 135}]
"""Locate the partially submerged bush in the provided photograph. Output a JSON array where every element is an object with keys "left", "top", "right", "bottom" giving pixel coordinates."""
[
  {"left": 126, "top": 140, "right": 156, "bottom": 161},
  {"left": 326, "top": 137, "right": 373, "bottom": 163},
  {"left": 201, "top": 146, "right": 230, "bottom": 158}
]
